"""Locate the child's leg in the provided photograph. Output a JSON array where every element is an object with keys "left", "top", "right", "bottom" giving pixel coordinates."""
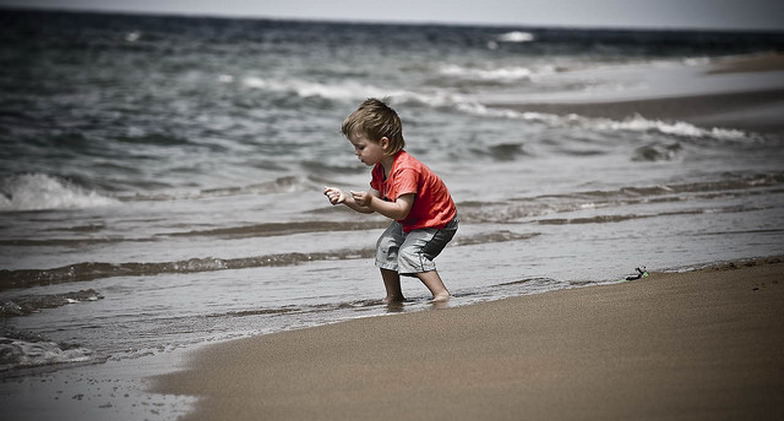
[
  {"left": 375, "top": 222, "right": 406, "bottom": 302},
  {"left": 380, "top": 268, "right": 405, "bottom": 303},
  {"left": 398, "top": 219, "right": 458, "bottom": 302},
  {"left": 415, "top": 270, "right": 450, "bottom": 303}
]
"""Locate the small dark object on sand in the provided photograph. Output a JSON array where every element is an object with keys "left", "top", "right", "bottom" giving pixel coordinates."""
[{"left": 625, "top": 267, "right": 648, "bottom": 281}]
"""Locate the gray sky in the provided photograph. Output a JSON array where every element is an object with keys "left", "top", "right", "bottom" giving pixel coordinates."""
[{"left": 2, "top": 0, "right": 783, "bottom": 31}]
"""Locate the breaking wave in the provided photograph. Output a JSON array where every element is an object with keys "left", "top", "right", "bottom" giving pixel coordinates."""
[
  {"left": 497, "top": 31, "right": 535, "bottom": 43},
  {"left": 0, "top": 337, "right": 95, "bottom": 372},
  {"left": 1, "top": 289, "right": 103, "bottom": 317},
  {"left": 242, "top": 76, "right": 461, "bottom": 108},
  {"left": 438, "top": 64, "right": 549, "bottom": 82},
  {"left": 0, "top": 173, "right": 118, "bottom": 212},
  {"left": 239, "top": 76, "right": 755, "bottom": 141},
  {"left": 467, "top": 105, "right": 753, "bottom": 141},
  {"left": 590, "top": 114, "right": 749, "bottom": 141}
]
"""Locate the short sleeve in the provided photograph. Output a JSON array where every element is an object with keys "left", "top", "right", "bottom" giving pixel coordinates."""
[{"left": 391, "top": 168, "right": 418, "bottom": 199}]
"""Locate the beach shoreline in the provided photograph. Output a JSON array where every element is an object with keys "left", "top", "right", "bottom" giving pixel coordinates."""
[
  {"left": 2, "top": 14, "right": 783, "bottom": 420},
  {"left": 490, "top": 88, "right": 784, "bottom": 134},
  {"left": 486, "top": 53, "right": 784, "bottom": 134},
  {"left": 153, "top": 256, "right": 784, "bottom": 420}
]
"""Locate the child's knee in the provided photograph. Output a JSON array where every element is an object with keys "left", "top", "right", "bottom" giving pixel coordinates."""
[{"left": 376, "top": 223, "right": 404, "bottom": 271}]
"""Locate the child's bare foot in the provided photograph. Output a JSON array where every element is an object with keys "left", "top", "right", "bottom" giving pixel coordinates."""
[
  {"left": 428, "top": 293, "right": 451, "bottom": 304},
  {"left": 383, "top": 295, "right": 405, "bottom": 304}
]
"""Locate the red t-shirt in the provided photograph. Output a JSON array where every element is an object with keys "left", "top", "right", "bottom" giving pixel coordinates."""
[{"left": 370, "top": 150, "right": 457, "bottom": 232}]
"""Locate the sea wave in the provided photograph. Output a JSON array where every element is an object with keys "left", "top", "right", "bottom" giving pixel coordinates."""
[
  {"left": 539, "top": 173, "right": 784, "bottom": 202},
  {"left": 240, "top": 76, "right": 753, "bottom": 141},
  {"left": 241, "top": 76, "right": 457, "bottom": 107},
  {"left": 459, "top": 172, "right": 784, "bottom": 223},
  {"left": 242, "top": 76, "right": 395, "bottom": 101},
  {"left": 241, "top": 75, "right": 496, "bottom": 117},
  {"left": 535, "top": 206, "right": 768, "bottom": 225},
  {"left": 0, "top": 231, "right": 537, "bottom": 290},
  {"left": 122, "top": 176, "right": 320, "bottom": 202},
  {"left": 240, "top": 76, "right": 508, "bottom": 118},
  {"left": 632, "top": 142, "right": 683, "bottom": 161},
  {"left": 166, "top": 220, "right": 389, "bottom": 239},
  {"left": 0, "top": 173, "right": 118, "bottom": 212},
  {"left": 497, "top": 31, "right": 535, "bottom": 43},
  {"left": 474, "top": 104, "right": 754, "bottom": 141},
  {"left": 0, "top": 337, "right": 94, "bottom": 372},
  {"left": 590, "top": 114, "right": 749, "bottom": 141},
  {"left": 438, "top": 64, "right": 550, "bottom": 82},
  {"left": 1, "top": 289, "right": 103, "bottom": 317}
]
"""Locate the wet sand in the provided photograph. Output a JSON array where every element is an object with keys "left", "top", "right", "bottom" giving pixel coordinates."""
[
  {"left": 153, "top": 257, "right": 784, "bottom": 420},
  {"left": 708, "top": 52, "right": 784, "bottom": 74}
]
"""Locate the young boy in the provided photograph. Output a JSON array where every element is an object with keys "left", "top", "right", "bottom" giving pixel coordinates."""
[{"left": 324, "top": 98, "right": 458, "bottom": 304}]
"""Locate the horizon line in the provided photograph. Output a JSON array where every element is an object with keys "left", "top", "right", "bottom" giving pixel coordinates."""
[{"left": 3, "top": 5, "right": 784, "bottom": 35}]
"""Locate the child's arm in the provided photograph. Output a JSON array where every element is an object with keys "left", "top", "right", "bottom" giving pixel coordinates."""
[
  {"left": 323, "top": 186, "right": 377, "bottom": 214},
  {"left": 350, "top": 191, "right": 414, "bottom": 221}
]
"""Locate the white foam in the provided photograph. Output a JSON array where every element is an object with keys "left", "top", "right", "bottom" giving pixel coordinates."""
[
  {"left": 683, "top": 56, "right": 712, "bottom": 67},
  {"left": 125, "top": 31, "right": 141, "bottom": 42},
  {"left": 240, "top": 75, "right": 751, "bottom": 142},
  {"left": 455, "top": 103, "right": 752, "bottom": 141},
  {"left": 0, "top": 337, "right": 94, "bottom": 371},
  {"left": 451, "top": 100, "right": 564, "bottom": 124},
  {"left": 243, "top": 76, "right": 385, "bottom": 101},
  {"left": 242, "top": 75, "right": 534, "bottom": 121},
  {"left": 590, "top": 114, "right": 749, "bottom": 140},
  {"left": 497, "top": 31, "right": 535, "bottom": 43},
  {"left": 439, "top": 64, "right": 543, "bottom": 82},
  {"left": 242, "top": 76, "right": 457, "bottom": 107},
  {"left": 0, "top": 173, "right": 118, "bottom": 212}
]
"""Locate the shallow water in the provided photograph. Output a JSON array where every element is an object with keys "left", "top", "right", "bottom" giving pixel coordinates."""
[{"left": 1, "top": 10, "right": 784, "bottom": 381}]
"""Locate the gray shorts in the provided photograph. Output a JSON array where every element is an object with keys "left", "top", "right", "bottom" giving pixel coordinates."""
[{"left": 375, "top": 218, "right": 458, "bottom": 276}]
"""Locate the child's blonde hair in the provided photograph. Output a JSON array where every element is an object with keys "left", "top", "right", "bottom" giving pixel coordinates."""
[{"left": 341, "top": 98, "right": 405, "bottom": 154}]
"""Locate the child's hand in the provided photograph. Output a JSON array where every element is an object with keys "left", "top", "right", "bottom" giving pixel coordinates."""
[
  {"left": 350, "top": 190, "right": 373, "bottom": 207},
  {"left": 323, "top": 186, "right": 346, "bottom": 205}
]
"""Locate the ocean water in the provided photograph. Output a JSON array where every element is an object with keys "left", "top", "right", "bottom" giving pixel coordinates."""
[{"left": 2, "top": 9, "right": 784, "bottom": 378}]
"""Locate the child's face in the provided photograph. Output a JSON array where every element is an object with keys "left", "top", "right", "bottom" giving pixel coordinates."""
[{"left": 348, "top": 134, "right": 388, "bottom": 166}]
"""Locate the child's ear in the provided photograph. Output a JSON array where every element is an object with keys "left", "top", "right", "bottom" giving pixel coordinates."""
[{"left": 380, "top": 137, "right": 390, "bottom": 150}]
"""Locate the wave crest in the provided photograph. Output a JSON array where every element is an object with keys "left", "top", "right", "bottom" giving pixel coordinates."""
[
  {"left": 480, "top": 106, "right": 753, "bottom": 141},
  {"left": 239, "top": 76, "right": 754, "bottom": 141},
  {"left": 438, "top": 64, "right": 543, "bottom": 82},
  {"left": 0, "top": 174, "right": 117, "bottom": 212},
  {"left": 591, "top": 114, "right": 748, "bottom": 141},
  {"left": 497, "top": 31, "right": 535, "bottom": 43}
]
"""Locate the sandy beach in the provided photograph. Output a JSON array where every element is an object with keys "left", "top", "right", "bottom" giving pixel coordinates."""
[
  {"left": 153, "top": 257, "right": 784, "bottom": 420},
  {"left": 3, "top": 12, "right": 784, "bottom": 421}
]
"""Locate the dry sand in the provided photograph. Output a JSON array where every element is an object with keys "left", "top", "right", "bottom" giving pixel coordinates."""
[{"left": 153, "top": 257, "right": 784, "bottom": 420}]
